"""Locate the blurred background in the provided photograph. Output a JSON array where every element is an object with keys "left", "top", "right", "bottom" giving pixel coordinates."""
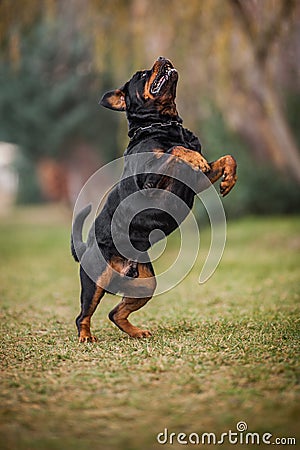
[{"left": 0, "top": 0, "right": 299, "bottom": 218}]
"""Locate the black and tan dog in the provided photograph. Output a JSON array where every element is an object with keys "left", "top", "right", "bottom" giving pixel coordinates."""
[{"left": 71, "top": 57, "right": 237, "bottom": 342}]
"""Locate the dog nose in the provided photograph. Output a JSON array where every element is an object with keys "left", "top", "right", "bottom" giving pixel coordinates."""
[{"left": 158, "top": 56, "right": 165, "bottom": 61}]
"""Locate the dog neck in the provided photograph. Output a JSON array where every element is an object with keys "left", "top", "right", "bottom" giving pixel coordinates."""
[
  {"left": 128, "top": 120, "right": 183, "bottom": 140},
  {"left": 126, "top": 121, "right": 202, "bottom": 155}
]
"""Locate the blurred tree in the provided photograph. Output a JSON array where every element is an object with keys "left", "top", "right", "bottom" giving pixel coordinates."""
[
  {"left": 0, "top": 11, "right": 120, "bottom": 203},
  {"left": 88, "top": 0, "right": 300, "bottom": 182},
  {"left": 0, "top": 0, "right": 299, "bottom": 208},
  {"left": 0, "top": 0, "right": 51, "bottom": 66},
  {"left": 227, "top": 0, "right": 300, "bottom": 182},
  {"left": 0, "top": 25, "right": 93, "bottom": 160}
]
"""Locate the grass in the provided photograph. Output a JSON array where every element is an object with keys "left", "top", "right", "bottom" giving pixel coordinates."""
[{"left": 0, "top": 205, "right": 299, "bottom": 449}]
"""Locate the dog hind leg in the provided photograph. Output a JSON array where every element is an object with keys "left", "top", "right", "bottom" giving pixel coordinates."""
[
  {"left": 76, "top": 267, "right": 106, "bottom": 343},
  {"left": 108, "top": 262, "right": 156, "bottom": 338}
]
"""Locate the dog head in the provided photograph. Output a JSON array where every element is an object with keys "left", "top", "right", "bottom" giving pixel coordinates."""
[{"left": 100, "top": 57, "right": 179, "bottom": 124}]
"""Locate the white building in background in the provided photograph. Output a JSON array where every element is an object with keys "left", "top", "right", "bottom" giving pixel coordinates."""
[{"left": 0, "top": 142, "right": 18, "bottom": 214}]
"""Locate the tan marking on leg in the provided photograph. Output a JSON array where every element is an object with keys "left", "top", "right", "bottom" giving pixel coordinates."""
[
  {"left": 78, "top": 257, "right": 124, "bottom": 344},
  {"left": 171, "top": 146, "right": 211, "bottom": 173},
  {"left": 153, "top": 148, "right": 165, "bottom": 158},
  {"left": 78, "top": 316, "right": 97, "bottom": 343},
  {"left": 110, "top": 297, "right": 153, "bottom": 338},
  {"left": 137, "top": 262, "right": 155, "bottom": 280},
  {"left": 109, "top": 263, "right": 156, "bottom": 338},
  {"left": 78, "top": 284, "right": 104, "bottom": 343},
  {"left": 95, "top": 259, "right": 115, "bottom": 287},
  {"left": 207, "top": 155, "right": 237, "bottom": 196}
]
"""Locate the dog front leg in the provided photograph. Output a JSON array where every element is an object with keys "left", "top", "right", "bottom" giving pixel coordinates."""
[
  {"left": 170, "top": 146, "right": 211, "bottom": 173},
  {"left": 167, "top": 148, "right": 237, "bottom": 196},
  {"left": 206, "top": 155, "right": 237, "bottom": 196}
]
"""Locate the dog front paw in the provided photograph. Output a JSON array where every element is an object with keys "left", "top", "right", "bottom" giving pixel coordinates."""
[{"left": 220, "top": 172, "right": 237, "bottom": 196}]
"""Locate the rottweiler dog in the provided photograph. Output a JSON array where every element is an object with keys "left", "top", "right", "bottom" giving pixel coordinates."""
[{"left": 71, "top": 57, "right": 237, "bottom": 342}]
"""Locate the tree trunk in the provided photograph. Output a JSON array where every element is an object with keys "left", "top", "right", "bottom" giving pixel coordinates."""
[
  {"left": 227, "top": 0, "right": 300, "bottom": 183},
  {"left": 258, "top": 82, "right": 300, "bottom": 183}
]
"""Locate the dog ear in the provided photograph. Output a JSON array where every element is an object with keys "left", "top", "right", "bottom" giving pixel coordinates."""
[{"left": 99, "top": 87, "right": 126, "bottom": 111}]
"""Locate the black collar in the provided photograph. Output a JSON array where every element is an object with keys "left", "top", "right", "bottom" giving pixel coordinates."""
[{"left": 128, "top": 120, "right": 183, "bottom": 141}]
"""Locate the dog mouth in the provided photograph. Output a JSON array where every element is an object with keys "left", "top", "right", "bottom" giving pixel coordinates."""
[{"left": 150, "top": 61, "right": 177, "bottom": 96}]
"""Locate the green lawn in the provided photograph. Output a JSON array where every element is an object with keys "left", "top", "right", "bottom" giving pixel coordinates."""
[{"left": 0, "top": 206, "right": 299, "bottom": 450}]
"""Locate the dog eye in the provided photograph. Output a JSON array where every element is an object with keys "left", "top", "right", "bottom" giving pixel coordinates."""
[{"left": 141, "top": 71, "right": 147, "bottom": 78}]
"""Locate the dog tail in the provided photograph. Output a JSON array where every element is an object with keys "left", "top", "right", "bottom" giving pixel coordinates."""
[{"left": 71, "top": 204, "right": 92, "bottom": 262}]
